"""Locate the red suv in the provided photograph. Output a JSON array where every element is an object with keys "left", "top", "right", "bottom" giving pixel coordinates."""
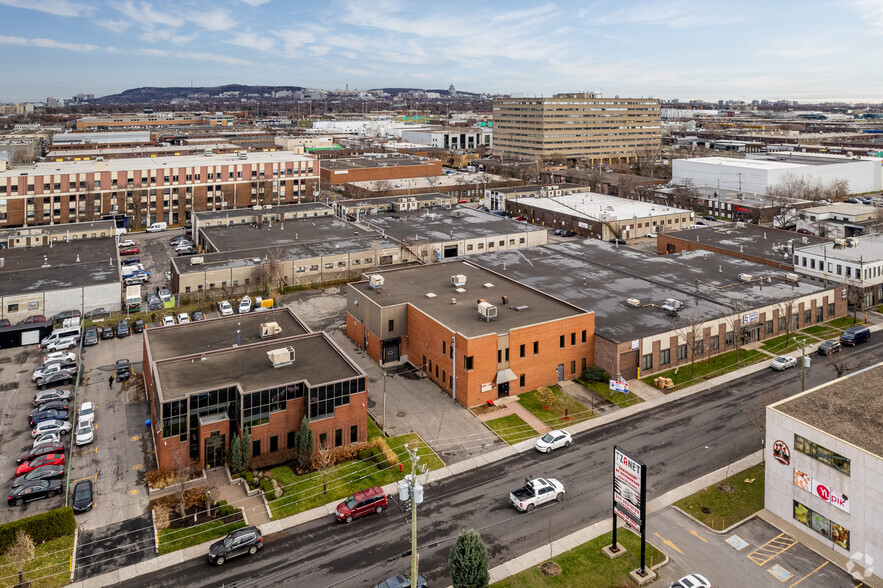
[{"left": 336, "top": 487, "right": 387, "bottom": 523}]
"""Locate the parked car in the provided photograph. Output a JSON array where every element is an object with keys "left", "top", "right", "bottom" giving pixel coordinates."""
[
  {"left": 15, "top": 454, "right": 65, "bottom": 477},
  {"left": 374, "top": 575, "right": 428, "bottom": 588},
  {"left": 335, "top": 487, "right": 387, "bottom": 523},
  {"left": 44, "top": 337, "right": 78, "bottom": 352},
  {"left": 9, "top": 479, "right": 64, "bottom": 506},
  {"left": 702, "top": 215, "right": 716, "bottom": 222},
  {"left": 115, "top": 358, "right": 131, "bottom": 381},
  {"left": 116, "top": 320, "right": 130, "bottom": 338},
  {"left": 79, "top": 401, "right": 95, "bottom": 425},
  {"left": 817, "top": 340, "right": 841, "bottom": 355},
  {"left": 238, "top": 296, "right": 252, "bottom": 314},
  {"left": 206, "top": 526, "right": 263, "bottom": 565},
  {"left": 32, "top": 361, "right": 77, "bottom": 382},
  {"left": 31, "top": 420, "right": 72, "bottom": 437},
  {"left": 16, "top": 443, "right": 64, "bottom": 464},
  {"left": 32, "top": 400, "right": 69, "bottom": 414},
  {"left": 146, "top": 296, "right": 163, "bottom": 311},
  {"left": 170, "top": 235, "right": 189, "bottom": 245},
  {"left": 50, "top": 310, "right": 81, "bottom": 324},
  {"left": 670, "top": 574, "right": 711, "bottom": 588},
  {"left": 75, "top": 419, "right": 94, "bottom": 446},
  {"left": 71, "top": 479, "right": 94, "bottom": 513},
  {"left": 120, "top": 257, "right": 141, "bottom": 266},
  {"left": 175, "top": 240, "right": 194, "bottom": 251},
  {"left": 120, "top": 248, "right": 140, "bottom": 256},
  {"left": 161, "top": 316, "right": 176, "bottom": 327},
  {"left": 770, "top": 356, "right": 797, "bottom": 371},
  {"left": 125, "top": 275, "right": 149, "bottom": 286},
  {"left": 796, "top": 228, "right": 815, "bottom": 235},
  {"left": 83, "top": 326, "right": 99, "bottom": 346},
  {"left": 177, "top": 248, "right": 197, "bottom": 256},
  {"left": 19, "top": 315, "right": 46, "bottom": 324},
  {"left": 132, "top": 319, "right": 145, "bottom": 333},
  {"left": 609, "top": 238, "right": 626, "bottom": 245},
  {"left": 84, "top": 307, "right": 110, "bottom": 320},
  {"left": 159, "top": 287, "right": 172, "bottom": 302},
  {"left": 43, "top": 351, "right": 76, "bottom": 365},
  {"left": 840, "top": 325, "right": 871, "bottom": 346},
  {"left": 0, "top": 319, "right": 10, "bottom": 327},
  {"left": 219, "top": 301, "right": 234, "bottom": 316},
  {"left": 694, "top": 221, "right": 707, "bottom": 226},
  {"left": 32, "top": 433, "right": 62, "bottom": 448},
  {"left": 29, "top": 409, "right": 69, "bottom": 428},
  {"left": 101, "top": 325, "right": 115, "bottom": 340},
  {"left": 177, "top": 312, "right": 191, "bottom": 324},
  {"left": 647, "top": 232, "right": 658, "bottom": 238},
  {"left": 192, "top": 311, "right": 206, "bottom": 322},
  {"left": 510, "top": 477, "right": 565, "bottom": 512},
  {"left": 118, "top": 239, "right": 136, "bottom": 248},
  {"left": 12, "top": 464, "right": 65, "bottom": 489},
  {"left": 535, "top": 430, "right": 573, "bottom": 453},
  {"left": 34, "top": 388, "right": 71, "bottom": 405}
]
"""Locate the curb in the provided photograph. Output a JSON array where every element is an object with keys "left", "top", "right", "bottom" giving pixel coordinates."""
[{"left": 69, "top": 526, "right": 79, "bottom": 582}]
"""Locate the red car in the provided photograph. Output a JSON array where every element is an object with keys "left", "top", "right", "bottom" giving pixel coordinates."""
[
  {"left": 15, "top": 453, "right": 65, "bottom": 477},
  {"left": 335, "top": 486, "right": 387, "bottom": 523},
  {"left": 15, "top": 444, "right": 65, "bottom": 464},
  {"left": 120, "top": 247, "right": 140, "bottom": 256}
]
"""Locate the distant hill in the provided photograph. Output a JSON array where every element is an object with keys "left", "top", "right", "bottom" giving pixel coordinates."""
[{"left": 94, "top": 84, "right": 306, "bottom": 104}]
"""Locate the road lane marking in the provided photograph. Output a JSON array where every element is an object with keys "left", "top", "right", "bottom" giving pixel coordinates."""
[
  {"left": 71, "top": 473, "right": 97, "bottom": 483},
  {"left": 748, "top": 533, "right": 798, "bottom": 566},
  {"left": 790, "top": 561, "right": 828, "bottom": 587},
  {"left": 688, "top": 528, "right": 708, "bottom": 543},
  {"left": 653, "top": 532, "right": 684, "bottom": 555}
]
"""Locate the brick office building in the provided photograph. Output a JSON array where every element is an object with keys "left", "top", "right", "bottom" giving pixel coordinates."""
[
  {"left": 346, "top": 261, "right": 595, "bottom": 407},
  {"left": 144, "top": 308, "right": 367, "bottom": 470},
  {"left": 0, "top": 151, "right": 317, "bottom": 229},
  {"left": 320, "top": 155, "right": 443, "bottom": 186}
]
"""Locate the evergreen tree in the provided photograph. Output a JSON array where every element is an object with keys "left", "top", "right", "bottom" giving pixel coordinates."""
[
  {"left": 229, "top": 435, "right": 243, "bottom": 474},
  {"left": 449, "top": 529, "right": 490, "bottom": 588},
  {"left": 242, "top": 427, "right": 252, "bottom": 471},
  {"left": 296, "top": 416, "right": 314, "bottom": 471}
]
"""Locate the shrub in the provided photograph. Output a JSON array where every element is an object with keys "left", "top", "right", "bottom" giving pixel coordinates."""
[
  {"left": 535, "top": 386, "right": 557, "bottom": 409},
  {"left": 245, "top": 472, "right": 254, "bottom": 487},
  {"left": 217, "top": 505, "right": 237, "bottom": 518},
  {"left": 146, "top": 467, "right": 177, "bottom": 490},
  {"left": 582, "top": 366, "right": 610, "bottom": 382},
  {"left": 0, "top": 507, "right": 76, "bottom": 556},
  {"left": 357, "top": 447, "right": 374, "bottom": 461},
  {"left": 153, "top": 505, "right": 171, "bottom": 530},
  {"left": 259, "top": 478, "right": 275, "bottom": 499},
  {"left": 370, "top": 437, "right": 398, "bottom": 468},
  {"left": 449, "top": 529, "right": 490, "bottom": 588}
]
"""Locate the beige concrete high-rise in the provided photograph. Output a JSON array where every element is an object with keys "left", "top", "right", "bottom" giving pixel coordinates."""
[{"left": 493, "top": 92, "right": 661, "bottom": 164}]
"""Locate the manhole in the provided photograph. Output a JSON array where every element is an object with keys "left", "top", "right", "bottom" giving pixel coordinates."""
[
  {"left": 367, "top": 400, "right": 376, "bottom": 408},
  {"left": 397, "top": 411, "right": 406, "bottom": 417}
]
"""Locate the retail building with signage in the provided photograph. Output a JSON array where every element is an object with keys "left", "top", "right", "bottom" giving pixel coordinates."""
[{"left": 765, "top": 363, "right": 883, "bottom": 583}]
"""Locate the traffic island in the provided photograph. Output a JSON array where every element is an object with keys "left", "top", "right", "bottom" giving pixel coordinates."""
[{"left": 629, "top": 567, "right": 657, "bottom": 586}]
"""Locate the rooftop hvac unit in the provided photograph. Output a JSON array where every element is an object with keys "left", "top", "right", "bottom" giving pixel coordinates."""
[
  {"left": 627, "top": 298, "right": 641, "bottom": 307},
  {"left": 784, "top": 273, "right": 800, "bottom": 282},
  {"left": 739, "top": 273, "right": 754, "bottom": 282},
  {"left": 368, "top": 274, "right": 385, "bottom": 289},
  {"left": 477, "top": 301, "right": 497, "bottom": 321},
  {"left": 260, "top": 322, "right": 283, "bottom": 338},
  {"left": 451, "top": 274, "right": 467, "bottom": 287},
  {"left": 425, "top": 292, "right": 436, "bottom": 298},
  {"left": 846, "top": 237, "right": 860, "bottom": 247},
  {"left": 662, "top": 298, "right": 682, "bottom": 312},
  {"left": 833, "top": 238, "right": 847, "bottom": 248},
  {"left": 267, "top": 346, "right": 295, "bottom": 368},
  {"left": 190, "top": 256, "right": 204, "bottom": 265}
]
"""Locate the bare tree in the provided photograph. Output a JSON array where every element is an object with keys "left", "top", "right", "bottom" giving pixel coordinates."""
[
  {"left": 846, "top": 279, "right": 866, "bottom": 324},
  {"left": 724, "top": 301, "right": 748, "bottom": 362},
  {"left": 633, "top": 143, "right": 662, "bottom": 178},
  {"left": 775, "top": 300, "right": 797, "bottom": 348},
  {"left": 828, "top": 178, "right": 850, "bottom": 201},
  {"left": 671, "top": 179, "right": 701, "bottom": 211},
  {"left": 131, "top": 189, "right": 143, "bottom": 229},
  {"left": 251, "top": 248, "right": 286, "bottom": 294},
  {"left": 173, "top": 446, "right": 193, "bottom": 518},
  {"left": 424, "top": 175, "right": 440, "bottom": 191},
  {"left": 616, "top": 174, "right": 638, "bottom": 200},
  {"left": 8, "top": 528, "right": 35, "bottom": 586},
  {"left": 82, "top": 181, "right": 96, "bottom": 222},
  {"left": 315, "top": 441, "right": 335, "bottom": 494},
  {"left": 670, "top": 310, "right": 707, "bottom": 381},
  {"left": 373, "top": 180, "right": 393, "bottom": 199}
]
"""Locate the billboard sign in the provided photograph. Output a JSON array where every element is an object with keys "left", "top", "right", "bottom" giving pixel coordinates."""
[
  {"left": 610, "top": 379, "right": 629, "bottom": 394},
  {"left": 613, "top": 446, "right": 645, "bottom": 530}
]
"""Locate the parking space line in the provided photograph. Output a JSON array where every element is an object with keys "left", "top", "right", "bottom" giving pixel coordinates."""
[
  {"left": 747, "top": 533, "right": 798, "bottom": 566},
  {"left": 789, "top": 561, "right": 827, "bottom": 587},
  {"left": 71, "top": 473, "right": 97, "bottom": 484},
  {"left": 75, "top": 447, "right": 97, "bottom": 457}
]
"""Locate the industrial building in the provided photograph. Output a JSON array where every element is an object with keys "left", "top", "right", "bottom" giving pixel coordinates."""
[
  {"left": 797, "top": 202, "right": 882, "bottom": 239},
  {"left": 492, "top": 92, "right": 661, "bottom": 163},
  {"left": 345, "top": 261, "right": 595, "bottom": 407},
  {"left": 320, "top": 155, "right": 442, "bottom": 186},
  {"left": 400, "top": 127, "right": 492, "bottom": 150},
  {"left": 485, "top": 183, "right": 584, "bottom": 211},
  {"left": 144, "top": 308, "right": 368, "bottom": 470},
  {"left": 764, "top": 364, "right": 883, "bottom": 584},
  {"left": 342, "top": 172, "right": 520, "bottom": 201},
  {"left": 793, "top": 233, "right": 883, "bottom": 307}
]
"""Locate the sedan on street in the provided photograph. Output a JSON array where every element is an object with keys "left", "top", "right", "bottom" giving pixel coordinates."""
[
  {"left": 120, "top": 247, "right": 140, "bottom": 256},
  {"left": 9, "top": 479, "right": 63, "bottom": 506},
  {"left": 670, "top": 574, "right": 712, "bottom": 588},
  {"left": 75, "top": 419, "right": 94, "bottom": 446},
  {"left": 34, "top": 389, "right": 71, "bottom": 405},
  {"left": 71, "top": 479, "right": 94, "bottom": 513},
  {"left": 535, "top": 430, "right": 573, "bottom": 453},
  {"left": 771, "top": 356, "right": 798, "bottom": 371},
  {"left": 818, "top": 340, "right": 841, "bottom": 355},
  {"left": 16, "top": 443, "right": 64, "bottom": 464},
  {"left": 43, "top": 351, "right": 76, "bottom": 365},
  {"left": 101, "top": 326, "right": 115, "bottom": 340},
  {"left": 29, "top": 409, "right": 69, "bottom": 427}
]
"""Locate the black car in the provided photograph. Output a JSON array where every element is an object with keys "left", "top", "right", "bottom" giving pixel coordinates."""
[
  {"left": 101, "top": 325, "right": 115, "bottom": 340},
  {"left": 132, "top": 319, "right": 145, "bottom": 333},
  {"left": 192, "top": 311, "right": 206, "bottom": 322},
  {"left": 818, "top": 340, "right": 842, "bottom": 355},
  {"left": 84, "top": 307, "right": 110, "bottom": 320},
  {"left": 15, "top": 444, "right": 65, "bottom": 465},
  {"left": 12, "top": 464, "right": 65, "bottom": 489},
  {"left": 609, "top": 238, "right": 626, "bottom": 245},
  {"left": 29, "top": 409, "right": 69, "bottom": 427},
  {"left": 116, "top": 320, "right": 130, "bottom": 338},
  {"left": 146, "top": 297, "right": 164, "bottom": 311},
  {"left": 83, "top": 326, "right": 100, "bottom": 346},
  {"left": 32, "top": 400, "right": 69, "bottom": 414},
  {"left": 50, "top": 310, "right": 81, "bottom": 324},
  {"left": 374, "top": 574, "right": 428, "bottom": 588},
  {"left": 36, "top": 371, "right": 76, "bottom": 390},
  {"left": 71, "top": 479, "right": 94, "bottom": 513},
  {"left": 9, "top": 479, "right": 63, "bottom": 506},
  {"left": 207, "top": 526, "right": 263, "bottom": 565},
  {"left": 115, "top": 358, "right": 131, "bottom": 381},
  {"left": 702, "top": 215, "right": 716, "bottom": 222},
  {"left": 121, "top": 257, "right": 141, "bottom": 266}
]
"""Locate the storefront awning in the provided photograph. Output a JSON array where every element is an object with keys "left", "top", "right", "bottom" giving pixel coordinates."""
[{"left": 495, "top": 368, "right": 518, "bottom": 385}]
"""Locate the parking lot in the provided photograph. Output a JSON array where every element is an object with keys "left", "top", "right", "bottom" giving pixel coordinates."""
[
  {"left": 118, "top": 227, "right": 188, "bottom": 297},
  {"left": 0, "top": 322, "right": 153, "bottom": 530}
]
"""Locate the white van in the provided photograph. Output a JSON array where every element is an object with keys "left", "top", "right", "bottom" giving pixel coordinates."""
[
  {"left": 146, "top": 222, "right": 168, "bottom": 233},
  {"left": 41, "top": 327, "right": 82, "bottom": 347}
]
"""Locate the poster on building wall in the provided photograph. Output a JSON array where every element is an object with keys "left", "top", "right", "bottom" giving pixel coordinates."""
[
  {"left": 794, "top": 469, "right": 811, "bottom": 492},
  {"left": 481, "top": 382, "right": 493, "bottom": 393},
  {"left": 832, "top": 523, "right": 850, "bottom": 550},
  {"left": 830, "top": 490, "right": 850, "bottom": 514}
]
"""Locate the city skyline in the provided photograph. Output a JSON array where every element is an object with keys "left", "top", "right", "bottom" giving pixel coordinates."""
[{"left": 1, "top": 0, "right": 883, "bottom": 104}]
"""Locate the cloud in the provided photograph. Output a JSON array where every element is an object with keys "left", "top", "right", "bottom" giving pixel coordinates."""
[
  {"left": 581, "top": 1, "right": 749, "bottom": 29},
  {"left": 241, "top": 0, "right": 271, "bottom": 5},
  {"left": 136, "top": 47, "right": 255, "bottom": 66},
  {"left": 0, "top": 0, "right": 89, "bottom": 17},
  {"left": 227, "top": 31, "right": 275, "bottom": 53},
  {"left": 96, "top": 18, "right": 132, "bottom": 33},
  {"left": 0, "top": 34, "right": 97, "bottom": 51},
  {"left": 849, "top": 0, "right": 883, "bottom": 29}
]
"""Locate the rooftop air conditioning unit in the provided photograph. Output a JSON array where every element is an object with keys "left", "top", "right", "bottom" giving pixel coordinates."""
[
  {"left": 477, "top": 301, "right": 497, "bottom": 321},
  {"left": 833, "top": 238, "right": 846, "bottom": 248},
  {"left": 190, "top": 256, "right": 204, "bottom": 265},
  {"left": 267, "top": 346, "right": 295, "bottom": 367},
  {"left": 451, "top": 274, "right": 467, "bottom": 287},
  {"left": 627, "top": 298, "right": 641, "bottom": 307},
  {"left": 846, "top": 237, "right": 860, "bottom": 247},
  {"left": 662, "top": 298, "right": 682, "bottom": 312},
  {"left": 784, "top": 273, "right": 800, "bottom": 282},
  {"left": 368, "top": 274, "right": 384, "bottom": 289},
  {"left": 739, "top": 273, "right": 753, "bottom": 282},
  {"left": 260, "top": 322, "right": 283, "bottom": 338}
]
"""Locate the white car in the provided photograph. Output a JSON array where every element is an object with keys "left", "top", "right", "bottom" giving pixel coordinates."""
[
  {"left": 118, "top": 239, "right": 135, "bottom": 248},
  {"left": 33, "top": 432, "right": 61, "bottom": 448},
  {"left": 161, "top": 316, "right": 176, "bottom": 327},
  {"left": 44, "top": 337, "right": 78, "bottom": 352},
  {"left": 770, "top": 356, "right": 797, "bottom": 371},
  {"left": 177, "top": 313, "right": 191, "bottom": 324},
  {"left": 238, "top": 296, "right": 252, "bottom": 314},
  {"left": 31, "top": 419, "right": 72, "bottom": 437},
  {"left": 79, "top": 401, "right": 95, "bottom": 425},
  {"left": 534, "top": 430, "right": 573, "bottom": 453},
  {"left": 670, "top": 574, "right": 711, "bottom": 588},
  {"left": 43, "top": 351, "right": 76, "bottom": 365},
  {"left": 75, "top": 418, "right": 94, "bottom": 446},
  {"left": 646, "top": 232, "right": 658, "bottom": 238},
  {"left": 219, "top": 301, "right": 234, "bottom": 316}
]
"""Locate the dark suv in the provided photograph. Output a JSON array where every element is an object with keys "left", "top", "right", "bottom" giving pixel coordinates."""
[
  {"left": 207, "top": 526, "right": 262, "bottom": 565},
  {"left": 335, "top": 486, "right": 388, "bottom": 523},
  {"left": 115, "top": 359, "right": 131, "bottom": 381},
  {"left": 817, "top": 340, "right": 841, "bottom": 355},
  {"left": 116, "top": 320, "right": 130, "bottom": 338}
]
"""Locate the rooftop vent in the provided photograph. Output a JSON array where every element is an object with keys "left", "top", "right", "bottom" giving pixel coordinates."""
[
  {"left": 833, "top": 238, "right": 846, "bottom": 248},
  {"left": 477, "top": 301, "right": 497, "bottom": 321},
  {"left": 267, "top": 346, "right": 295, "bottom": 368},
  {"left": 368, "top": 274, "right": 385, "bottom": 289},
  {"left": 662, "top": 298, "right": 682, "bottom": 312},
  {"left": 260, "top": 322, "right": 283, "bottom": 339},
  {"left": 483, "top": 282, "right": 494, "bottom": 288},
  {"left": 784, "top": 273, "right": 800, "bottom": 282},
  {"left": 513, "top": 305, "right": 530, "bottom": 312},
  {"left": 738, "top": 273, "right": 754, "bottom": 282},
  {"left": 451, "top": 274, "right": 467, "bottom": 287},
  {"left": 627, "top": 298, "right": 641, "bottom": 307},
  {"left": 455, "top": 287, "right": 466, "bottom": 293},
  {"left": 425, "top": 292, "right": 437, "bottom": 298}
]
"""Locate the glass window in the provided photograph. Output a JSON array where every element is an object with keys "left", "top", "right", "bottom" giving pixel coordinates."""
[
  {"left": 710, "top": 335, "right": 719, "bottom": 351},
  {"left": 660, "top": 349, "right": 670, "bottom": 365},
  {"left": 794, "top": 434, "right": 850, "bottom": 476},
  {"left": 641, "top": 354, "right": 652, "bottom": 370},
  {"left": 677, "top": 344, "right": 687, "bottom": 360}
]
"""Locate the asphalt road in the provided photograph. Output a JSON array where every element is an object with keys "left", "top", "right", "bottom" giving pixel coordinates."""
[{"left": 119, "top": 338, "right": 882, "bottom": 588}]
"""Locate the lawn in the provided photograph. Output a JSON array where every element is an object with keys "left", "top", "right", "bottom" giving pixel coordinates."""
[
  {"left": 0, "top": 533, "right": 73, "bottom": 588},
  {"left": 576, "top": 378, "right": 642, "bottom": 408},
  {"left": 760, "top": 333, "right": 818, "bottom": 355},
  {"left": 492, "top": 529, "right": 663, "bottom": 588},
  {"left": 367, "top": 414, "right": 383, "bottom": 440},
  {"left": 640, "top": 348, "right": 766, "bottom": 391},
  {"left": 158, "top": 518, "right": 246, "bottom": 555},
  {"left": 517, "top": 386, "right": 594, "bottom": 426},
  {"left": 800, "top": 325, "right": 841, "bottom": 339},
  {"left": 485, "top": 414, "right": 537, "bottom": 445},
  {"left": 827, "top": 316, "right": 862, "bottom": 329},
  {"left": 268, "top": 432, "right": 444, "bottom": 520},
  {"left": 674, "top": 463, "right": 765, "bottom": 531}
]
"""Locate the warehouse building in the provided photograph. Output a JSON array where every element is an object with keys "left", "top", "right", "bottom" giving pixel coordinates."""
[
  {"left": 334, "top": 193, "right": 457, "bottom": 219},
  {"left": 485, "top": 183, "right": 584, "bottom": 212},
  {"left": 320, "top": 155, "right": 442, "bottom": 186},
  {"left": 793, "top": 233, "right": 883, "bottom": 307}
]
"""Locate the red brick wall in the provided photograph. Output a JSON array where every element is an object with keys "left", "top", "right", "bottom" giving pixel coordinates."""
[{"left": 321, "top": 161, "right": 442, "bottom": 185}]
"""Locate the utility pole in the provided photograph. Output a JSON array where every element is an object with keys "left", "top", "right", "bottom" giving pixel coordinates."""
[
  {"left": 398, "top": 445, "right": 424, "bottom": 588},
  {"left": 381, "top": 369, "right": 388, "bottom": 437}
]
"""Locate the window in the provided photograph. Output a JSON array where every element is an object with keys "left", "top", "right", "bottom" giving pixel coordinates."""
[
  {"left": 533, "top": 341, "right": 539, "bottom": 355},
  {"left": 28, "top": 301, "right": 39, "bottom": 310},
  {"left": 7, "top": 303, "right": 18, "bottom": 313},
  {"left": 570, "top": 360, "right": 576, "bottom": 374},
  {"left": 350, "top": 425, "right": 358, "bottom": 443},
  {"left": 725, "top": 331, "right": 734, "bottom": 346},
  {"left": 804, "top": 309, "right": 811, "bottom": 324},
  {"left": 641, "top": 354, "right": 653, "bottom": 370},
  {"left": 582, "top": 330, "right": 587, "bottom": 343},
  {"left": 464, "top": 356, "right": 474, "bottom": 370},
  {"left": 693, "top": 339, "right": 704, "bottom": 355},
  {"left": 828, "top": 302, "right": 835, "bottom": 317},
  {"left": 794, "top": 434, "right": 850, "bottom": 476},
  {"left": 252, "top": 440, "right": 261, "bottom": 457},
  {"left": 318, "top": 433, "right": 327, "bottom": 448},
  {"left": 710, "top": 335, "right": 719, "bottom": 351},
  {"left": 497, "top": 349, "right": 502, "bottom": 363},
  {"left": 287, "top": 431, "right": 296, "bottom": 449},
  {"left": 660, "top": 349, "right": 670, "bottom": 365},
  {"left": 560, "top": 335, "right": 565, "bottom": 348},
  {"left": 519, "top": 344, "right": 525, "bottom": 358},
  {"left": 571, "top": 332, "right": 576, "bottom": 346},
  {"left": 388, "top": 319, "right": 394, "bottom": 332},
  {"left": 442, "top": 341, "right": 446, "bottom": 354},
  {"left": 334, "top": 428, "right": 342, "bottom": 447},
  {"left": 519, "top": 374, "right": 525, "bottom": 387},
  {"left": 677, "top": 344, "right": 687, "bottom": 360},
  {"left": 270, "top": 436, "right": 279, "bottom": 452},
  {"left": 816, "top": 307, "right": 823, "bottom": 323},
  {"left": 765, "top": 320, "right": 774, "bottom": 334},
  {"left": 779, "top": 317, "right": 787, "bottom": 331}
]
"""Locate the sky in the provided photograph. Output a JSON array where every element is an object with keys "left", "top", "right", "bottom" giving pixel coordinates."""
[{"left": 1, "top": 0, "right": 883, "bottom": 104}]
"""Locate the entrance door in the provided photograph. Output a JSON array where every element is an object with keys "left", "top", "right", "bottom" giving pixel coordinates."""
[
  {"left": 205, "top": 432, "right": 226, "bottom": 468},
  {"left": 556, "top": 364, "right": 564, "bottom": 382},
  {"left": 497, "top": 382, "right": 509, "bottom": 398},
  {"left": 382, "top": 338, "right": 400, "bottom": 363}
]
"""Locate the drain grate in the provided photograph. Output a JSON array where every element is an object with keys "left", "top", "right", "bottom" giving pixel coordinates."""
[
  {"left": 397, "top": 411, "right": 406, "bottom": 417},
  {"left": 367, "top": 400, "right": 376, "bottom": 408}
]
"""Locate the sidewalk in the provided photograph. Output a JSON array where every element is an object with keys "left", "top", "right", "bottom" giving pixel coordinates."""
[{"left": 475, "top": 401, "right": 552, "bottom": 435}]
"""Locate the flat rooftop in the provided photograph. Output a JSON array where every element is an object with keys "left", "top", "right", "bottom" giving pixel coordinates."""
[
  {"left": 751, "top": 152, "right": 875, "bottom": 166},
  {"left": 0, "top": 238, "right": 119, "bottom": 297},
  {"left": 353, "top": 260, "right": 590, "bottom": 338},
  {"left": 801, "top": 203, "right": 876, "bottom": 217},
  {"left": 337, "top": 193, "right": 454, "bottom": 209},
  {"left": 46, "top": 143, "right": 239, "bottom": 158},
  {"left": 772, "top": 363, "right": 883, "bottom": 458},
  {"left": 680, "top": 157, "right": 803, "bottom": 171},
  {"left": 364, "top": 206, "right": 546, "bottom": 243},
  {"left": 201, "top": 216, "right": 381, "bottom": 253},
  {"left": 322, "top": 156, "right": 435, "bottom": 171},
  {"left": 795, "top": 233, "right": 883, "bottom": 261},
  {"left": 473, "top": 239, "right": 833, "bottom": 343},
  {"left": 154, "top": 332, "right": 362, "bottom": 400},
  {"left": 194, "top": 202, "right": 329, "bottom": 223},
  {"left": 515, "top": 191, "right": 691, "bottom": 221},
  {"left": 665, "top": 223, "right": 831, "bottom": 263},
  {"left": 493, "top": 183, "right": 582, "bottom": 194},
  {"left": 346, "top": 172, "right": 510, "bottom": 190},
  {"left": 0, "top": 220, "right": 116, "bottom": 239}
]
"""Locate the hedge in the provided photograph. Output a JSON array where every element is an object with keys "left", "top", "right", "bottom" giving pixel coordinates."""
[
  {"left": 259, "top": 478, "right": 276, "bottom": 500},
  {"left": 0, "top": 507, "right": 76, "bottom": 555}
]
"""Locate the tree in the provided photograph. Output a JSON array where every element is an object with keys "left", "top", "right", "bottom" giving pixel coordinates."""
[
  {"left": 633, "top": 143, "right": 662, "bottom": 178},
  {"left": 535, "top": 386, "right": 557, "bottom": 410},
  {"left": 670, "top": 179, "right": 701, "bottom": 212},
  {"left": 251, "top": 248, "right": 285, "bottom": 295},
  {"left": 373, "top": 180, "right": 393, "bottom": 199},
  {"left": 449, "top": 528, "right": 490, "bottom": 588},
  {"left": 241, "top": 427, "right": 252, "bottom": 472},
  {"left": 296, "top": 416, "right": 314, "bottom": 471},
  {"left": 775, "top": 300, "right": 797, "bottom": 347},
  {"left": 670, "top": 309, "right": 707, "bottom": 381},
  {"left": 8, "top": 528, "right": 34, "bottom": 586},
  {"left": 229, "top": 434, "right": 244, "bottom": 474},
  {"left": 724, "top": 301, "right": 748, "bottom": 362},
  {"left": 846, "top": 280, "right": 866, "bottom": 324},
  {"left": 173, "top": 446, "right": 192, "bottom": 518},
  {"left": 315, "top": 440, "right": 335, "bottom": 494}
]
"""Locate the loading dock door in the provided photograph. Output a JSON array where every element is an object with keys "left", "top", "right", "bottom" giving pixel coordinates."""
[
  {"left": 443, "top": 245, "right": 458, "bottom": 258},
  {"left": 21, "top": 330, "right": 40, "bottom": 346},
  {"left": 619, "top": 350, "right": 638, "bottom": 380},
  {"left": 382, "top": 338, "right": 401, "bottom": 363}
]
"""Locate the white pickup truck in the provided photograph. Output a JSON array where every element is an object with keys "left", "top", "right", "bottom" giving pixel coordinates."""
[{"left": 509, "top": 477, "right": 565, "bottom": 512}]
